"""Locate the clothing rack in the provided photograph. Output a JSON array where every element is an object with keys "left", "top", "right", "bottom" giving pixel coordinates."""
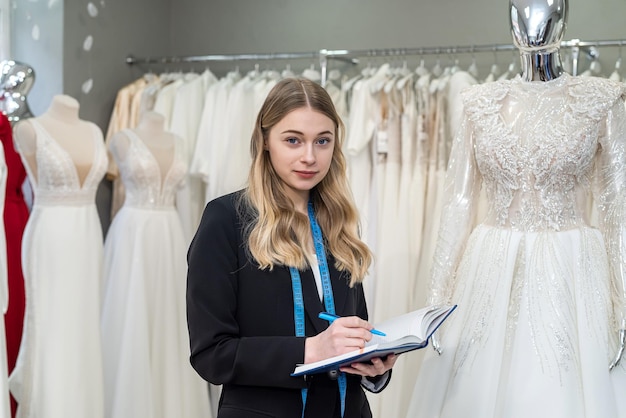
[{"left": 126, "top": 38, "right": 626, "bottom": 86}]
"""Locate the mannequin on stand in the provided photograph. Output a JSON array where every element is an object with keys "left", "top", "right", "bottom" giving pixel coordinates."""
[
  {"left": 11, "top": 94, "right": 107, "bottom": 418},
  {"left": 0, "top": 59, "right": 35, "bottom": 418},
  {"left": 406, "top": 0, "right": 626, "bottom": 417},
  {"left": 101, "top": 111, "right": 212, "bottom": 418}
]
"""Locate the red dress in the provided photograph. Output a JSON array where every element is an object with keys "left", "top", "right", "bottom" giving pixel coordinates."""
[{"left": 0, "top": 112, "right": 27, "bottom": 417}]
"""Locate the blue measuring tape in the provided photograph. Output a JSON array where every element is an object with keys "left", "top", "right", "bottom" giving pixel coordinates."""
[{"left": 289, "top": 201, "right": 347, "bottom": 418}]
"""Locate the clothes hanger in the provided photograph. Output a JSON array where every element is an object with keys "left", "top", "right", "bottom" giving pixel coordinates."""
[
  {"left": 431, "top": 55, "right": 443, "bottom": 78},
  {"left": 580, "top": 46, "right": 601, "bottom": 77},
  {"left": 383, "top": 53, "right": 405, "bottom": 93},
  {"left": 467, "top": 47, "right": 479, "bottom": 79},
  {"left": 247, "top": 63, "right": 261, "bottom": 79},
  {"left": 415, "top": 57, "right": 430, "bottom": 77},
  {"left": 483, "top": 50, "right": 501, "bottom": 83},
  {"left": 227, "top": 65, "right": 241, "bottom": 80},
  {"left": 327, "top": 69, "right": 342, "bottom": 82},
  {"left": 580, "top": 57, "right": 601, "bottom": 77},
  {"left": 498, "top": 52, "right": 518, "bottom": 80},
  {"left": 301, "top": 62, "right": 321, "bottom": 82},
  {"left": 447, "top": 48, "right": 461, "bottom": 74},
  {"left": 282, "top": 63, "right": 296, "bottom": 78},
  {"left": 609, "top": 42, "right": 623, "bottom": 81},
  {"left": 396, "top": 58, "right": 415, "bottom": 89}
]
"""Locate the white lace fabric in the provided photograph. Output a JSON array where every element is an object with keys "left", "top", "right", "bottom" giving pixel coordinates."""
[
  {"left": 429, "top": 74, "right": 626, "bottom": 329},
  {"left": 26, "top": 119, "right": 107, "bottom": 206},
  {"left": 113, "top": 129, "right": 187, "bottom": 209}
]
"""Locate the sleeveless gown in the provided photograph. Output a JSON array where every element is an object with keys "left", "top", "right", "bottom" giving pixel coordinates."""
[
  {"left": 10, "top": 119, "right": 107, "bottom": 418},
  {"left": 101, "top": 129, "right": 212, "bottom": 418},
  {"left": 407, "top": 74, "right": 626, "bottom": 418},
  {"left": 0, "top": 113, "right": 27, "bottom": 418}
]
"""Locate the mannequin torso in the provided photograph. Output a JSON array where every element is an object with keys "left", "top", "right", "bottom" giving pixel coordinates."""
[
  {"left": 109, "top": 111, "right": 175, "bottom": 182},
  {"left": 14, "top": 95, "right": 97, "bottom": 186}
]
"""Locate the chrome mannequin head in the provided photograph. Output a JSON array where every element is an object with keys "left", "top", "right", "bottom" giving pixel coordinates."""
[
  {"left": 0, "top": 60, "right": 35, "bottom": 123},
  {"left": 509, "top": 0, "right": 568, "bottom": 81},
  {"left": 0, "top": 60, "right": 35, "bottom": 95},
  {"left": 510, "top": 0, "right": 568, "bottom": 52}
]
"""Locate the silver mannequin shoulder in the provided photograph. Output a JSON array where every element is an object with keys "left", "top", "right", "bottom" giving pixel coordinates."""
[
  {"left": 509, "top": 0, "right": 568, "bottom": 81},
  {"left": 0, "top": 60, "right": 35, "bottom": 124}
]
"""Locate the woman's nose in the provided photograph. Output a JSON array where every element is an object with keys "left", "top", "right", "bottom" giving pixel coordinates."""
[{"left": 300, "top": 144, "right": 316, "bottom": 163}]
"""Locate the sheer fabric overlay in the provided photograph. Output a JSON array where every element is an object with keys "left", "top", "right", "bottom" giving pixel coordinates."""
[{"left": 408, "top": 74, "right": 626, "bottom": 418}]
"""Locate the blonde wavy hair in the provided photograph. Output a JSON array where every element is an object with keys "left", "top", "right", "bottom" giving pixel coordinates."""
[{"left": 240, "top": 77, "right": 371, "bottom": 286}]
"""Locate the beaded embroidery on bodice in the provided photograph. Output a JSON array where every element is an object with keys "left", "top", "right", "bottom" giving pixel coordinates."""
[
  {"left": 28, "top": 119, "right": 107, "bottom": 205},
  {"left": 117, "top": 130, "right": 186, "bottom": 209},
  {"left": 463, "top": 74, "right": 625, "bottom": 232}
]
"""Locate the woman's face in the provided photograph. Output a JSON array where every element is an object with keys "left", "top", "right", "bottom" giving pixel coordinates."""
[{"left": 265, "top": 106, "right": 335, "bottom": 210}]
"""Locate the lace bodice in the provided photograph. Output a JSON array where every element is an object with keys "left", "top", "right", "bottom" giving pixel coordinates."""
[
  {"left": 114, "top": 130, "right": 186, "bottom": 209},
  {"left": 430, "top": 74, "right": 626, "bottom": 326},
  {"left": 463, "top": 74, "right": 624, "bottom": 231},
  {"left": 25, "top": 119, "right": 107, "bottom": 206}
]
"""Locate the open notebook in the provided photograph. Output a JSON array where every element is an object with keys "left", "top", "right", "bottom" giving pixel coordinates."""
[{"left": 292, "top": 304, "right": 457, "bottom": 376}]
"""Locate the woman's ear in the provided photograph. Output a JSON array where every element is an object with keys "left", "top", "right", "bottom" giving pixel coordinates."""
[{"left": 263, "top": 142, "right": 269, "bottom": 151}]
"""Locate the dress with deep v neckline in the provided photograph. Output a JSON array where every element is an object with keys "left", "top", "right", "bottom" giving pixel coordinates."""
[
  {"left": 10, "top": 117, "right": 107, "bottom": 418},
  {"left": 120, "top": 129, "right": 177, "bottom": 206},
  {"left": 26, "top": 119, "right": 102, "bottom": 193},
  {"left": 100, "top": 129, "right": 212, "bottom": 418}
]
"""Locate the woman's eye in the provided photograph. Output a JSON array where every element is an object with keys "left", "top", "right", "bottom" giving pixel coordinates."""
[
  {"left": 317, "top": 138, "right": 331, "bottom": 145},
  {"left": 286, "top": 137, "right": 299, "bottom": 144}
]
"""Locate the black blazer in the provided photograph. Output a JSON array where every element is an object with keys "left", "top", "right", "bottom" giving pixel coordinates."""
[{"left": 187, "top": 191, "right": 386, "bottom": 418}]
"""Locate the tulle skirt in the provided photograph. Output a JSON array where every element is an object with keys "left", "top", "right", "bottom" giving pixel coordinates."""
[
  {"left": 407, "top": 224, "right": 626, "bottom": 418},
  {"left": 101, "top": 206, "right": 211, "bottom": 418}
]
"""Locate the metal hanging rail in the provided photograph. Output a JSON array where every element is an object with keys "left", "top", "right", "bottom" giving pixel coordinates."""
[
  {"left": 125, "top": 51, "right": 321, "bottom": 65},
  {"left": 126, "top": 38, "right": 626, "bottom": 85},
  {"left": 322, "top": 38, "right": 626, "bottom": 58}
]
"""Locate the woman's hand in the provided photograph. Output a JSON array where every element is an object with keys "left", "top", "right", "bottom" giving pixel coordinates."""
[
  {"left": 305, "top": 316, "right": 376, "bottom": 364},
  {"left": 339, "top": 354, "right": 397, "bottom": 377}
]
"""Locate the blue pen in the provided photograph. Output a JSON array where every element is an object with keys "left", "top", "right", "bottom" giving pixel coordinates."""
[{"left": 318, "top": 312, "right": 386, "bottom": 336}]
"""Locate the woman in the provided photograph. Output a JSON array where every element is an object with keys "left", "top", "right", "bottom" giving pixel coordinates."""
[{"left": 187, "top": 77, "right": 396, "bottom": 418}]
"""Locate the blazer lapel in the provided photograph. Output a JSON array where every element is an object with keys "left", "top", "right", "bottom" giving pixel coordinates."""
[
  {"left": 300, "top": 269, "right": 327, "bottom": 335},
  {"left": 301, "top": 255, "right": 351, "bottom": 335},
  {"left": 327, "top": 261, "right": 350, "bottom": 317}
]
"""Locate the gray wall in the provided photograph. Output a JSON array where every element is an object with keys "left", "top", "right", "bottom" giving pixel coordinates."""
[
  {"left": 62, "top": 0, "right": 172, "bottom": 130},
  {"left": 167, "top": 0, "right": 626, "bottom": 79},
  {"left": 11, "top": 0, "right": 172, "bottom": 128},
  {"left": 169, "top": 0, "right": 510, "bottom": 53},
  {"left": 11, "top": 0, "right": 64, "bottom": 117}
]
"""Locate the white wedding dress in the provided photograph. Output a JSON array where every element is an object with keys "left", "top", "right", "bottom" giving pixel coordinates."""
[
  {"left": 101, "top": 130, "right": 211, "bottom": 418},
  {"left": 407, "top": 74, "right": 626, "bottom": 418},
  {"left": 0, "top": 145, "right": 10, "bottom": 418},
  {"left": 11, "top": 119, "right": 107, "bottom": 418}
]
